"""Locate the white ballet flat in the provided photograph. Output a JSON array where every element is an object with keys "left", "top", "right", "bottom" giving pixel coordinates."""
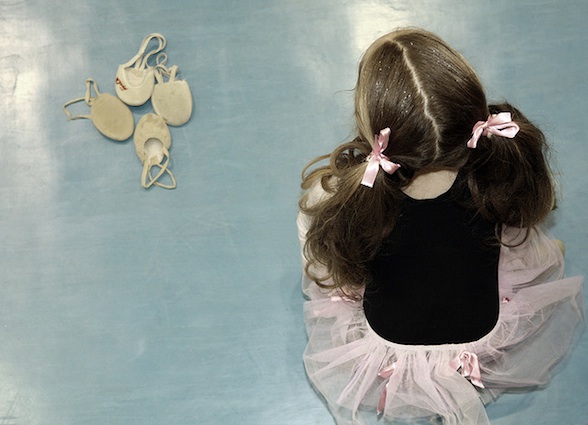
[
  {"left": 134, "top": 113, "right": 176, "bottom": 189},
  {"left": 152, "top": 60, "right": 193, "bottom": 126},
  {"left": 115, "top": 33, "right": 166, "bottom": 106},
  {"left": 64, "top": 78, "right": 134, "bottom": 141}
]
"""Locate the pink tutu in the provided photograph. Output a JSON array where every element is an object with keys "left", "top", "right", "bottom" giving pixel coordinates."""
[{"left": 302, "top": 227, "right": 584, "bottom": 425}]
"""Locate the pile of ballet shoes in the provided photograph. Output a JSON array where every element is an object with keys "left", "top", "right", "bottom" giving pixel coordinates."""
[{"left": 63, "top": 33, "right": 192, "bottom": 190}]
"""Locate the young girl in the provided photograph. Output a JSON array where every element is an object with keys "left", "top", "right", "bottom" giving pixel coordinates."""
[{"left": 298, "top": 28, "right": 584, "bottom": 425}]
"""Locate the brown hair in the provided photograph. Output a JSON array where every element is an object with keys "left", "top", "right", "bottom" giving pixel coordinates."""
[{"left": 299, "top": 29, "right": 555, "bottom": 294}]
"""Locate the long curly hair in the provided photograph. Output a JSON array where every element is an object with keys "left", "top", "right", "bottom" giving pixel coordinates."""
[{"left": 299, "top": 29, "right": 555, "bottom": 294}]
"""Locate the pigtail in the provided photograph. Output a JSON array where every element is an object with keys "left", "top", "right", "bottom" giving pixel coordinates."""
[
  {"left": 300, "top": 135, "right": 405, "bottom": 292},
  {"left": 465, "top": 103, "right": 556, "bottom": 231}
]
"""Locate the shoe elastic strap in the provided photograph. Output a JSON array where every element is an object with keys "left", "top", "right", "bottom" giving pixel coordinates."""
[
  {"left": 121, "top": 33, "right": 167, "bottom": 71},
  {"left": 141, "top": 146, "right": 176, "bottom": 189},
  {"left": 154, "top": 63, "right": 179, "bottom": 84},
  {"left": 156, "top": 52, "right": 168, "bottom": 67},
  {"left": 63, "top": 78, "right": 101, "bottom": 121}
]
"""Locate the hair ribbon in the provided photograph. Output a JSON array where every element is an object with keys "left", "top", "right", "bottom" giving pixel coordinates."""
[
  {"left": 360, "top": 128, "right": 401, "bottom": 188},
  {"left": 467, "top": 112, "right": 520, "bottom": 149}
]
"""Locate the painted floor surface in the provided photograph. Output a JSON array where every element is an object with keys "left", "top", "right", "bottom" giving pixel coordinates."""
[{"left": 0, "top": 1, "right": 586, "bottom": 424}]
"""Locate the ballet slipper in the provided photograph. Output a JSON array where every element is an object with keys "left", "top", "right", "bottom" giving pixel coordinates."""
[
  {"left": 115, "top": 33, "right": 167, "bottom": 106},
  {"left": 151, "top": 58, "right": 193, "bottom": 126},
  {"left": 64, "top": 78, "right": 134, "bottom": 141},
  {"left": 134, "top": 113, "right": 176, "bottom": 189}
]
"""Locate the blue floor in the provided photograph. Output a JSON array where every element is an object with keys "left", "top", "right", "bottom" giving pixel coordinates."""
[{"left": 0, "top": 1, "right": 586, "bottom": 424}]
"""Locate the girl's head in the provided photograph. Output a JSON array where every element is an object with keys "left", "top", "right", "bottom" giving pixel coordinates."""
[
  {"left": 354, "top": 29, "right": 488, "bottom": 181},
  {"left": 300, "top": 28, "right": 555, "bottom": 292}
]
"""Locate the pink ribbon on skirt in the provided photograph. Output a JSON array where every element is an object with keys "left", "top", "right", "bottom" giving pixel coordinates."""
[
  {"left": 450, "top": 351, "right": 485, "bottom": 388},
  {"left": 377, "top": 362, "right": 397, "bottom": 415}
]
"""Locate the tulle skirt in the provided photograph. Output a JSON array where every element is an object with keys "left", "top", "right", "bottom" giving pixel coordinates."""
[{"left": 302, "top": 227, "right": 584, "bottom": 425}]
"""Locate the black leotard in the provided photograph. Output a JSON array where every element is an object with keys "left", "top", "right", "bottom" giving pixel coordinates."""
[{"left": 363, "top": 175, "right": 500, "bottom": 345}]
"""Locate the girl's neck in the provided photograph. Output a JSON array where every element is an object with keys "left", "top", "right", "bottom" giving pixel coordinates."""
[{"left": 402, "top": 168, "right": 459, "bottom": 200}]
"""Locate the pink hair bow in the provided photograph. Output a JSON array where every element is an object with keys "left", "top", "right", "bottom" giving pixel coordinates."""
[
  {"left": 450, "top": 351, "right": 485, "bottom": 388},
  {"left": 360, "top": 128, "right": 401, "bottom": 188},
  {"left": 466, "top": 112, "right": 520, "bottom": 149}
]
